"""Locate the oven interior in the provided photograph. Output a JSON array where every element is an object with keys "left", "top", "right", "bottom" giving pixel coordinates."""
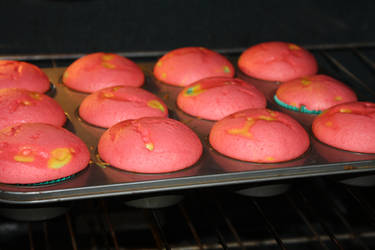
[
  {"left": 1, "top": 1, "right": 375, "bottom": 249},
  {"left": 2, "top": 177, "right": 375, "bottom": 249}
]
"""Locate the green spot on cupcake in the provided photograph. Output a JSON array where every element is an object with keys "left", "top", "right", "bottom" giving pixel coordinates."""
[{"left": 223, "top": 66, "right": 231, "bottom": 73}]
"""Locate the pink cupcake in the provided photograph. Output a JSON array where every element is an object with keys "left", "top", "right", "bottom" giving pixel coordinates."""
[
  {"left": 0, "top": 123, "right": 90, "bottom": 184},
  {"left": 274, "top": 75, "right": 357, "bottom": 114},
  {"left": 63, "top": 52, "right": 144, "bottom": 93},
  {"left": 154, "top": 47, "right": 235, "bottom": 87},
  {"left": 0, "top": 88, "right": 66, "bottom": 130},
  {"left": 0, "top": 60, "right": 50, "bottom": 93},
  {"left": 312, "top": 102, "right": 375, "bottom": 153},
  {"left": 98, "top": 117, "right": 202, "bottom": 173},
  {"left": 79, "top": 86, "right": 168, "bottom": 128},
  {"left": 209, "top": 108, "right": 310, "bottom": 163},
  {"left": 238, "top": 41, "right": 318, "bottom": 82},
  {"left": 177, "top": 77, "right": 266, "bottom": 120}
]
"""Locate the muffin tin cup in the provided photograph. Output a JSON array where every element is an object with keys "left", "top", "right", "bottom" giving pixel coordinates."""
[
  {"left": 235, "top": 183, "right": 291, "bottom": 197},
  {"left": 124, "top": 195, "right": 184, "bottom": 209},
  {"left": 1, "top": 60, "right": 375, "bottom": 205},
  {"left": 0, "top": 202, "right": 71, "bottom": 221}
]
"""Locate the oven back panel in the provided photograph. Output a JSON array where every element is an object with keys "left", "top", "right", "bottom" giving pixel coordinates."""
[{"left": 0, "top": 0, "right": 374, "bottom": 55}]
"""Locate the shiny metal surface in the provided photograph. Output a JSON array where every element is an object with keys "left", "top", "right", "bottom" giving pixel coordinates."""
[{"left": 0, "top": 52, "right": 375, "bottom": 204}]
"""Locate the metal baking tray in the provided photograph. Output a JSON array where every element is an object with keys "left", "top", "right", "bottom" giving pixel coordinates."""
[{"left": 1, "top": 47, "right": 375, "bottom": 204}]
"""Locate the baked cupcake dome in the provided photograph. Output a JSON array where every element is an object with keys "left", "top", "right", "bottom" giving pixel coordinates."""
[
  {"left": 153, "top": 47, "right": 235, "bottom": 87},
  {"left": 238, "top": 41, "right": 318, "bottom": 82},
  {"left": 0, "top": 123, "right": 90, "bottom": 184},
  {"left": 0, "top": 60, "right": 50, "bottom": 93},
  {"left": 177, "top": 77, "right": 266, "bottom": 120},
  {"left": 0, "top": 88, "right": 66, "bottom": 130},
  {"left": 209, "top": 108, "right": 310, "bottom": 163},
  {"left": 274, "top": 75, "right": 357, "bottom": 114},
  {"left": 63, "top": 52, "right": 144, "bottom": 93},
  {"left": 312, "top": 102, "right": 375, "bottom": 153},
  {"left": 79, "top": 86, "right": 168, "bottom": 128},
  {"left": 98, "top": 117, "right": 203, "bottom": 173}
]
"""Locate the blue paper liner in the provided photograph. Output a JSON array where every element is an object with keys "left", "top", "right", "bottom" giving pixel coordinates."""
[{"left": 274, "top": 95, "right": 321, "bottom": 115}]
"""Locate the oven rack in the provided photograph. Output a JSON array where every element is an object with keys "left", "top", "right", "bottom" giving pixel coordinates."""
[{"left": 1, "top": 177, "right": 375, "bottom": 250}]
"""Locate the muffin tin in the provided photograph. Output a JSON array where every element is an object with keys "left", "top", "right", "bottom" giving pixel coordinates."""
[{"left": 1, "top": 59, "right": 375, "bottom": 204}]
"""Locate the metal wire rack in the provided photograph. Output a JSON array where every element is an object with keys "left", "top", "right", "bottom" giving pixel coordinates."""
[{"left": 2, "top": 177, "right": 375, "bottom": 249}]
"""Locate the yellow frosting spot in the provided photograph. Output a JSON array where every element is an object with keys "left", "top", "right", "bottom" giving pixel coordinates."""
[
  {"left": 17, "top": 65, "right": 24, "bottom": 73},
  {"left": 22, "top": 100, "right": 32, "bottom": 106},
  {"left": 301, "top": 78, "right": 311, "bottom": 86},
  {"left": 161, "top": 72, "right": 167, "bottom": 79},
  {"left": 288, "top": 43, "right": 301, "bottom": 50},
  {"left": 48, "top": 148, "right": 73, "bottom": 169},
  {"left": 228, "top": 119, "right": 255, "bottom": 138},
  {"left": 266, "top": 156, "right": 275, "bottom": 161},
  {"left": 102, "top": 54, "right": 114, "bottom": 61},
  {"left": 102, "top": 62, "right": 116, "bottom": 69},
  {"left": 147, "top": 100, "right": 165, "bottom": 112},
  {"left": 258, "top": 115, "right": 276, "bottom": 121},
  {"left": 145, "top": 142, "right": 154, "bottom": 151},
  {"left": 223, "top": 65, "right": 231, "bottom": 73},
  {"left": 228, "top": 114, "right": 278, "bottom": 138},
  {"left": 183, "top": 84, "right": 205, "bottom": 97},
  {"left": 156, "top": 61, "right": 163, "bottom": 67},
  {"left": 103, "top": 92, "right": 114, "bottom": 98},
  {"left": 14, "top": 155, "right": 34, "bottom": 163},
  {"left": 267, "top": 110, "right": 277, "bottom": 117},
  {"left": 325, "top": 121, "right": 333, "bottom": 127},
  {"left": 335, "top": 96, "right": 343, "bottom": 101},
  {"left": 340, "top": 108, "right": 352, "bottom": 113},
  {"left": 63, "top": 71, "right": 68, "bottom": 80},
  {"left": 29, "top": 92, "right": 41, "bottom": 100},
  {"left": 112, "top": 86, "right": 122, "bottom": 92}
]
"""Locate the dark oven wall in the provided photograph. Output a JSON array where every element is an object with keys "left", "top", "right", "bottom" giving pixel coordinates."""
[{"left": 0, "top": 0, "right": 374, "bottom": 55}]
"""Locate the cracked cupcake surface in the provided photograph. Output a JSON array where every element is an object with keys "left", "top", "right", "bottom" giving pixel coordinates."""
[
  {"left": 79, "top": 86, "right": 168, "bottom": 128},
  {"left": 177, "top": 77, "right": 266, "bottom": 120},
  {"left": 312, "top": 102, "right": 375, "bottom": 153},
  {"left": 238, "top": 41, "right": 318, "bottom": 82},
  {"left": 209, "top": 108, "right": 310, "bottom": 163},
  {"left": 0, "top": 60, "right": 50, "bottom": 93},
  {"left": 63, "top": 52, "right": 144, "bottom": 93},
  {"left": 274, "top": 75, "right": 357, "bottom": 114},
  {"left": 153, "top": 47, "right": 235, "bottom": 87},
  {"left": 98, "top": 117, "right": 202, "bottom": 173},
  {"left": 0, "top": 88, "right": 66, "bottom": 130},
  {"left": 0, "top": 123, "right": 90, "bottom": 184}
]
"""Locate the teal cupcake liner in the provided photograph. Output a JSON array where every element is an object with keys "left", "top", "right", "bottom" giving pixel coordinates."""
[
  {"left": 273, "top": 95, "right": 321, "bottom": 115},
  {"left": 16, "top": 174, "right": 76, "bottom": 187}
]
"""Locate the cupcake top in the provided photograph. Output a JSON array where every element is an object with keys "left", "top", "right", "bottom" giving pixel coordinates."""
[
  {"left": 209, "top": 108, "right": 310, "bottom": 163},
  {"left": 274, "top": 75, "right": 357, "bottom": 114},
  {"left": 98, "top": 117, "right": 203, "bottom": 173},
  {"left": 79, "top": 86, "right": 168, "bottom": 128},
  {"left": 238, "top": 41, "right": 318, "bottom": 82},
  {"left": 0, "top": 88, "right": 66, "bottom": 130},
  {"left": 153, "top": 47, "right": 235, "bottom": 87},
  {"left": 312, "top": 102, "right": 375, "bottom": 153},
  {"left": 0, "top": 123, "right": 90, "bottom": 184},
  {"left": 0, "top": 60, "right": 50, "bottom": 93},
  {"left": 177, "top": 77, "right": 266, "bottom": 120},
  {"left": 63, "top": 52, "right": 144, "bottom": 93}
]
